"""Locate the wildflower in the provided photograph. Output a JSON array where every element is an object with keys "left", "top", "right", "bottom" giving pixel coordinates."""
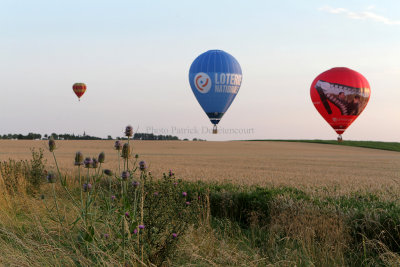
[
  {"left": 98, "top": 152, "right": 105, "bottom": 163},
  {"left": 125, "top": 125, "right": 133, "bottom": 137},
  {"left": 104, "top": 233, "right": 109, "bottom": 239},
  {"left": 169, "top": 169, "right": 174, "bottom": 177},
  {"left": 154, "top": 192, "right": 159, "bottom": 196},
  {"left": 121, "top": 171, "right": 130, "bottom": 181},
  {"left": 182, "top": 192, "right": 187, "bottom": 197},
  {"left": 139, "top": 160, "right": 146, "bottom": 171},
  {"left": 172, "top": 233, "right": 178, "bottom": 238},
  {"left": 83, "top": 183, "right": 92, "bottom": 192},
  {"left": 84, "top": 157, "right": 93, "bottom": 168},
  {"left": 185, "top": 201, "right": 190, "bottom": 205},
  {"left": 111, "top": 195, "right": 116, "bottom": 201},
  {"left": 125, "top": 212, "right": 129, "bottom": 217},
  {"left": 46, "top": 172, "right": 56, "bottom": 183},
  {"left": 121, "top": 143, "right": 131, "bottom": 159},
  {"left": 104, "top": 169, "right": 113, "bottom": 176},
  {"left": 48, "top": 137, "right": 56, "bottom": 152},
  {"left": 74, "top": 151, "right": 84, "bottom": 166},
  {"left": 132, "top": 181, "right": 139, "bottom": 187},
  {"left": 174, "top": 182, "right": 178, "bottom": 186},
  {"left": 133, "top": 229, "right": 138, "bottom": 234},
  {"left": 138, "top": 225, "right": 145, "bottom": 229},
  {"left": 114, "top": 140, "right": 122, "bottom": 151},
  {"left": 92, "top": 158, "right": 99, "bottom": 168}
]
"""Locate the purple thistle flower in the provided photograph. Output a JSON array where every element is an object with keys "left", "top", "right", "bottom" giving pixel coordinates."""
[
  {"left": 114, "top": 140, "right": 122, "bottom": 151},
  {"left": 139, "top": 161, "right": 146, "bottom": 171},
  {"left": 133, "top": 229, "right": 138, "bottom": 234},
  {"left": 125, "top": 212, "right": 129, "bottom": 217},
  {"left": 84, "top": 157, "right": 93, "bottom": 168},
  {"left": 169, "top": 169, "right": 174, "bottom": 177},
  {"left": 132, "top": 181, "right": 139, "bottom": 187},
  {"left": 111, "top": 195, "right": 116, "bottom": 201},
  {"left": 125, "top": 125, "right": 133, "bottom": 137},
  {"left": 185, "top": 201, "right": 190, "bottom": 205},
  {"left": 172, "top": 233, "right": 178, "bottom": 238},
  {"left": 174, "top": 182, "right": 178, "bottom": 186},
  {"left": 154, "top": 192, "right": 159, "bottom": 196},
  {"left": 138, "top": 225, "right": 145, "bottom": 229},
  {"left": 92, "top": 157, "right": 99, "bottom": 168},
  {"left": 83, "top": 183, "right": 92, "bottom": 192},
  {"left": 182, "top": 192, "right": 187, "bottom": 197},
  {"left": 46, "top": 172, "right": 56, "bottom": 183},
  {"left": 104, "top": 233, "right": 109, "bottom": 239},
  {"left": 121, "top": 171, "right": 130, "bottom": 181}
]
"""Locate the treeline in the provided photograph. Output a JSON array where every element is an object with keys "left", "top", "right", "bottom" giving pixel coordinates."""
[
  {"left": 0, "top": 132, "right": 185, "bottom": 141},
  {"left": 1, "top": 133, "right": 43, "bottom": 140},
  {"left": 130, "top": 133, "right": 179, "bottom": 141}
]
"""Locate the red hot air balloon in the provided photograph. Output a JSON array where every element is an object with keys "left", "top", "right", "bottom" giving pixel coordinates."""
[
  {"left": 310, "top": 67, "right": 371, "bottom": 141},
  {"left": 73, "top": 83, "right": 87, "bottom": 101}
]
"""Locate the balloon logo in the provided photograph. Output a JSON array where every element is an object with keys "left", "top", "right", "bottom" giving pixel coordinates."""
[
  {"left": 189, "top": 50, "right": 243, "bottom": 134},
  {"left": 194, "top": 73, "right": 212, "bottom": 93},
  {"left": 73, "top": 83, "right": 87, "bottom": 101},
  {"left": 310, "top": 67, "right": 371, "bottom": 140}
]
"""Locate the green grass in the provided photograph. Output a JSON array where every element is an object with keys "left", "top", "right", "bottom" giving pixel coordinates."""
[{"left": 248, "top": 139, "right": 400, "bottom": 152}]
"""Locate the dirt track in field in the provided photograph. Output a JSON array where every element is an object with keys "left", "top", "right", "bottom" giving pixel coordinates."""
[{"left": 0, "top": 140, "right": 399, "bottom": 196}]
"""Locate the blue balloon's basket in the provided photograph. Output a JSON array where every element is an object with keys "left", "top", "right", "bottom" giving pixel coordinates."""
[{"left": 213, "top": 125, "right": 218, "bottom": 134}]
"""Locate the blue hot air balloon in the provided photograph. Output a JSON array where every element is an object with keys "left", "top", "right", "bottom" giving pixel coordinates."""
[{"left": 189, "top": 50, "right": 242, "bottom": 134}]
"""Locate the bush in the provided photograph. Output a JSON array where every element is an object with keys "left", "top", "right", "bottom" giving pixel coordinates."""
[{"left": 0, "top": 148, "right": 46, "bottom": 195}]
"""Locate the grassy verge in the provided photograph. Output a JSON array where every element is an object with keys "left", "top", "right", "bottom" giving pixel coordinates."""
[{"left": 248, "top": 139, "right": 400, "bottom": 152}]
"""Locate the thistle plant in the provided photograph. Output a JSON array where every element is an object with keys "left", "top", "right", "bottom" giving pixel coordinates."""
[
  {"left": 42, "top": 125, "right": 200, "bottom": 265},
  {"left": 74, "top": 151, "right": 84, "bottom": 166},
  {"left": 114, "top": 140, "right": 122, "bottom": 173},
  {"left": 125, "top": 125, "right": 133, "bottom": 137}
]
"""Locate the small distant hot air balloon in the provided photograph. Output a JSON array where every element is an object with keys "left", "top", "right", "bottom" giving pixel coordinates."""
[
  {"left": 73, "top": 83, "right": 87, "bottom": 101},
  {"left": 310, "top": 67, "right": 371, "bottom": 141},
  {"left": 189, "top": 50, "right": 242, "bottom": 134}
]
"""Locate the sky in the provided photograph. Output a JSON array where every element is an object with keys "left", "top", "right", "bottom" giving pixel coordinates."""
[{"left": 1, "top": 0, "right": 400, "bottom": 141}]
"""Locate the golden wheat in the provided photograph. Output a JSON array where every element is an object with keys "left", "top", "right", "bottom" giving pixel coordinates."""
[{"left": 0, "top": 140, "right": 399, "bottom": 197}]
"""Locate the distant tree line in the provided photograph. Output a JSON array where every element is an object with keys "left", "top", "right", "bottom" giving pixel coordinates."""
[
  {"left": 0, "top": 133, "right": 42, "bottom": 140},
  {"left": 118, "top": 133, "right": 179, "bottom": 141},
  {"left": 0, "top": 132, "right": 189, "bottom": 141}
]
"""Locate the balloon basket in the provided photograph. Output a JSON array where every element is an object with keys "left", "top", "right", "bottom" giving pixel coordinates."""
[
  {"left": 337, "top": 134, "right": 343, "bottom": 142},
  {"left": 212, "top": 125, "right": 218, "bottom": 134}
]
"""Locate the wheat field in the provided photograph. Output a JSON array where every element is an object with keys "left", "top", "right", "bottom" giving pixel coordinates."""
[{"left": 1, "top": 140, "right": 399, "bottom": 197}]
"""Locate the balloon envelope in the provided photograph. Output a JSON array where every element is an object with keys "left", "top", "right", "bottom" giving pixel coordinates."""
[
  {"left": 310, "top": 67, "right": 371, "bottom": 135},
  {"left": 189, "top": 50, "right": 242, "bottom": 126},
  {"left": 73, "top": 83, "right": 87, "bottom": 100}
]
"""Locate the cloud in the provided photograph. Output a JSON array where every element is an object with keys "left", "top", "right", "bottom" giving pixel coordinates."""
[{"left": 320, "top": 6, "right": 400, "bottom": 25}]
